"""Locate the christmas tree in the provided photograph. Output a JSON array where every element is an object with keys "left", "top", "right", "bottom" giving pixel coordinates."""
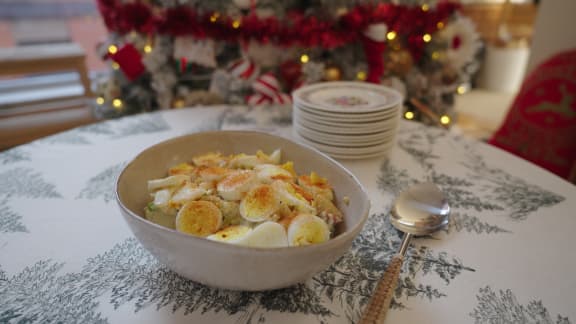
[{"left": 93, "top": 0, "right": 481, "bottom": 127}]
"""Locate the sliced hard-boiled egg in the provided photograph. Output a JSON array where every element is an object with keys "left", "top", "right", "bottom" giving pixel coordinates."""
[
  {"left": 152, "top": 188, "right": 172, "bottom": 208},
  {"left": 201, "top": 195, "right": 242, "bottom": 227},
  {"left": 148, "top": 174, "right": 189, "bottom": 191},
  {"left": 175, "top": 200, "right": 222, "bottom": 237},
  {"left": 254, "top": 164, "right": 294, "bottom": 183},
  {"left": 168, "top": 163, "right": 195, "bottom": 176},
  {"left": 297, "top": 172, "right": 334, "bottom": 201},
  {"left": 192, "top": 152, "right": 227, "bottom": 167},
  {"left": 272, "top": 180, "right": 316, "bottom": 215},
  {"left": 237, "top": 221, "right": 288, "bottom": 248},
  {"left": 228, "top": 153, "right": 261, "bottom": 169},
  {"left": 217, "top": 170, "right": 257, "bottom": 201},
  {"left": 169, "top": 183, "right": 206, "bottom": 208},
  {"left": 196, "top": 165, "right": 230, "bottom": 182},
  {"left": 229, "top": 149, "right": 282, "bottom": 169},
  {"left": 206, "top": 225, "right": 252, "bottom": 244},
  {"left": 287, "top": 213, "right": 331, "bottom": 247},
  {"left": 239, "top": 184, "right": 281, "bottom": 222}
]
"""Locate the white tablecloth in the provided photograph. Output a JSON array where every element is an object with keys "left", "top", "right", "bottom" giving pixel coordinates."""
[{"left": 1, "top": 105, "right": 575, "bottom": 323}]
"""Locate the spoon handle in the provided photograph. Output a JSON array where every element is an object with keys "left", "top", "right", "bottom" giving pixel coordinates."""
[{"left": 358, "top": 254, "right": 404, "bottom": 324}]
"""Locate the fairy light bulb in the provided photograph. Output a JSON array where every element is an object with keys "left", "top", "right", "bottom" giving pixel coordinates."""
[
  {"left": 457, "top": 85, "right": 467, "bottom": 94},
  {"left": 386, "top": 31, "right": 397, "bottom": 41},
  {"left": 210, "top": 12, "right": 220, "bottom": 23},
  {"left": 173, "top": 99, "right": 185, "bottom": 108},
  {"left": 112, "top": 62, "right": 120, "bottom": 70},
  {"left": 437, "top": 21, "right": 445, "bottom": 29},
  {"left": 300, "top": 54, "right": 310, "bottom": 63},
  {"left": 143, "top": 44, "right": 153, "bottom": 53},
  {"left": 112, "top": 99, "right": 123, "bottom": 110},
  {"left": 421, "top": 4, "right": 429, "bottom": 11},
  {"left": 404, "top": 111, "right": 415, "bottom": 120},
  {"left": 440, "top": 115, "right": 451, "bottom": 125},
  {"left": 108, "top": 45, "right": 118, "bottom": 55},
  {"left": 356, "top": 71, "right": 367, "bottom": 81},
  {"left": 423, "top": 34, "right": 432, "bottom": 42},
  {"left": 232, "top": 20, "right": 241, "bottom": 29},
  {"left": 432, "top": 51, "right": 441, "bottom": 60},
  {"left": 96, "top": 97, "right": 105, "bottom": 105}
]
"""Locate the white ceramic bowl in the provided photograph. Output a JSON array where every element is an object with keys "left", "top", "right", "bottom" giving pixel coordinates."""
[{"left": 116, "top": 130, "right": 370, "bottom": 291}]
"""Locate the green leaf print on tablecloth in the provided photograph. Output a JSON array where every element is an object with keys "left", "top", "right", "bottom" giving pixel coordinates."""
[
  {"left": 0, "top": 147, "right": 30, "bottom": 165},
  {"left": 0, "top": 198, "right": 27, "bottom": 233},
  {"left": 314, "top": 210, "right": 476, "bottom": 321},
  {"left": 471, "top": 286, "right": 572, "bottom": 324},
  {"left": 0, "top": 238, "right": 333, "bottom": 324},
  {"left": 394, "top": 123, "right": 564, "bottom": 221},
  {"left": 0, "top": 167, "right": 61, "bottom": 198},
  {"left": 77, "top": 162, "right": 126, "bottom": 202}
]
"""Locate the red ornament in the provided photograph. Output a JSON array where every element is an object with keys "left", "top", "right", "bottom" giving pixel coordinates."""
[
  {"left": 116, "top": 2, "right": 157, "bottom": 34},
  {"left": 452, "top": 35, "right": 462, "bottom": 50},
  {"left": 110, "top": 44, "right": 146, "bottom": 81},
  {"left": 362, "top": 36, "right": 387, "bottom": 83},
  {"left": 279, "top": 60, "right": 302, "bottom": 91}
]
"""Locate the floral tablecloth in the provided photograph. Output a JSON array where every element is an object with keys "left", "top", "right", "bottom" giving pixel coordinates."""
[{"left": 1, "top": 105, "right": 575, "bottom": 324}]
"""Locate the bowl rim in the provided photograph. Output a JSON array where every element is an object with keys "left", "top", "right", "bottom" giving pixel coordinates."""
[{"left": 115, "top": 130, "right": 371, "bottom": 254}]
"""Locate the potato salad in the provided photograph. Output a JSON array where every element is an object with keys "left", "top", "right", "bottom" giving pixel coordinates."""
[{"left": 145, "top": 149, "right": 344, "bottom": 248}]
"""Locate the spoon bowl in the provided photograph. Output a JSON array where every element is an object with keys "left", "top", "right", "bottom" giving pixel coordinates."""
[{"left": 391, "top": 182, "right": 450, "bottom": 236}]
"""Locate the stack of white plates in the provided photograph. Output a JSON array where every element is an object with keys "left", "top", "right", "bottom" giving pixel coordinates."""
[{"left": 291, "top": 81, "right": 403, "bottom": 160}]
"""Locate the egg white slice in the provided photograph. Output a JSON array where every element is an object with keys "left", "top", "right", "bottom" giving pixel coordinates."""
[
  {"left": 152, "top": 188, "right": 172, "bottom": 208},
  {"left": 272, "top": 180, "right": 316, "bottom": 215},
  {"left": 267, "top": 149, "right": 282, "bottom": 164},
  {"left": 217, "top": 170, "right": 257, "bottom": 201},
  {"left": 239, "top": 184, "right": 281, "bottom": 222},
  {"left": 287, "top": 213, "right": 331, "bottom": 247},
  {"left": 207, "top": 225, "right": 252, "bottom": 244},
  {"left": 192, "top": 152, "right": 227, "bottom": 166},
  {"left": 168, "top": 162, "right": 196, "bottom": 176},
  {"left": 169, "top": 184, "right": 206, "bottom": 207},
  {"left": 229, "top": 149, "right": 282, "bottom": 169},
  {"left": 196, "top": 165, "right": 230, "bottom": 182},
  {"left": 254, "top": 164, "right": 294, "bottom": 183},
  {"left": 237, "top": 221, "right": 288, "bottom": 248},
  {"left": 148, "top": 174, "right": 189, "bottom": 191}
]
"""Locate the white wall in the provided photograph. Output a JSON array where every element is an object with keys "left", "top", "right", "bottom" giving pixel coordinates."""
[{"left": 526, "top": 0, "right": 576, "bottom": 73}]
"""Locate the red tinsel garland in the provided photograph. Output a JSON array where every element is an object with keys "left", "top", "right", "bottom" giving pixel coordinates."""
[{"left": 97, "top": 0, "right": 459, "bottom": 57}]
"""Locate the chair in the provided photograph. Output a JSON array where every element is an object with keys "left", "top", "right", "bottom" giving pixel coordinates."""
[
  {"left": 488, "top": 48, "right": 576, "bottom": 182},
  {"left": 0, "top": 43, "right": 92, "bottom": 96}
]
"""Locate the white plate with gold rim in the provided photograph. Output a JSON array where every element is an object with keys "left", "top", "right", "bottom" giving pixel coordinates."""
[
  {"left": 294, "top": 105, "right": 400, "bottom": 124},
  {"left": 292, "top": 81, "right": 403, "bottom": 114},
  {"left": 293, "top": 128, "right": 395, "bottom": 147},
  {"left": 293, "top": 130, "right": 396, "bottom": 156},
  {"left": 294, "top": 123, "right": 399, "bottom": 143},
  {"left": 294, "top": 111, "right": 400, "bottom": 134}
]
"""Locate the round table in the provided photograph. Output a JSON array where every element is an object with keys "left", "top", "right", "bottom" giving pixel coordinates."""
[{"left": 1, "top": 105, "right": 575, "bottom": 323}]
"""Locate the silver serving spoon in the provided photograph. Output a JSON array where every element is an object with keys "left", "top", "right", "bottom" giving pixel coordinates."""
[{"left": 359, "top": 182, "right": 450, "bottom": 324}]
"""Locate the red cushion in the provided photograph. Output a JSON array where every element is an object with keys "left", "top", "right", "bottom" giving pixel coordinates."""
[{"left": 488, "top": 48, "right": 576, "bottom": 180}]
